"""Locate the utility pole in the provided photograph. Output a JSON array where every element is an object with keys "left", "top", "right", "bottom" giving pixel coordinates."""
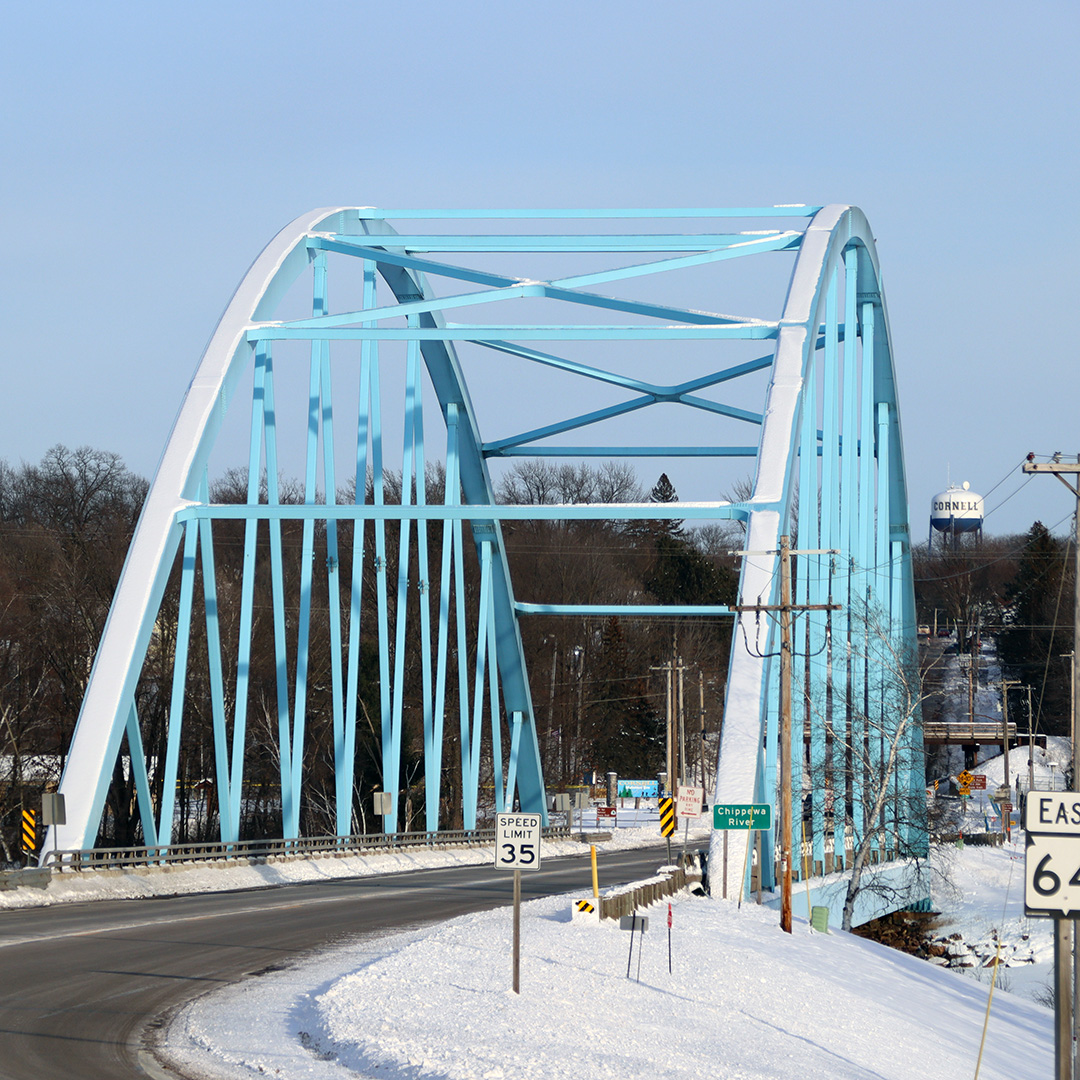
[
  {"left": 731, "top": 537, "right": 841, "bottom": 934},
  {"left": 677, "top": 655, "right": 687, "bottom": 790},
  {"left": 968, "top": 652, "right": 976, "bottom": 744},
  {"left": 1022, "top": 453, "right": 1080, "bottom": 1080},
  {"left": 665, "top": 653, "right": 673, "bottom": 796},
  {"left": 1002, "top": 678, "right": 1023, "bottom": 832},
  {"left": 1066, "top": 653, "right": 1077, "bottom": 787},
  {"left": 1028, "top": 683, "right": 1036, "bottom": 793},
  {"left": 652, "top": 653, "right": 675, "bottom": 796},
  {"left": 699, "top": 672, "right": 708, "bottom": 809}
]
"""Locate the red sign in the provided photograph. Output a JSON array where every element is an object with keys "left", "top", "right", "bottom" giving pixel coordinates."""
[
  {"left": 971, "top": 775, "right": 987, "bottom": 790},
  {"left": 597, "top": 806, "right": 616, "bottom": 821}
]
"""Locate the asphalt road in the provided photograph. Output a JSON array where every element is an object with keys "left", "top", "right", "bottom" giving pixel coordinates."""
[{"left": 0, "top": 845, "right": 675, "bottom": 1080}]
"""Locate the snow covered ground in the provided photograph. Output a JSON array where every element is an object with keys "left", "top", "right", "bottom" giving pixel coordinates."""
[
  {"left": 2, "top": 802, "right": 1060, "bottom": 1078},
  {"left": 927, "top": 738, "right": 1074, "bottom": 1006},
  {"left": 159, "top": 835, "right": 1053, "bottom": 1080},
  {"left": 153, "top": 757, "right": 1066, "bottom": 1080},
  {"left": 11, "top": 636, "right": 1067, "bottom": 1077}
]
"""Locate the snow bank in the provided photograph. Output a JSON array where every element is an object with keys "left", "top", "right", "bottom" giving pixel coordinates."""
[
  {"left": 162, "top": 882, "right": 1051, "bottom": 1080},
  {"left": 0, "top": 820, "right": 713, "bottom": 910}
]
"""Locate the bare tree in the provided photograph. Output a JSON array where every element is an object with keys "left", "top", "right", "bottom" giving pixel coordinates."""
[{"left": 800, "top": 599, "right": 937, "bottom": 931}]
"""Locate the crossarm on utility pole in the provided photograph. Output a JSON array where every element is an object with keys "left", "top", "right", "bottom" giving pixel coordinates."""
[{"left": 730, "top": 537, "right": 841, "bottom": 934}]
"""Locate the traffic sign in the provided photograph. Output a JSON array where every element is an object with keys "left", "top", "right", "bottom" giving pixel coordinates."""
[
  {"left": 1024, "top": 792, "right": 1080, "bottom": 917},
  {"left": 958, "top": 769, "right": 974, "bottom": 787},
  {"left": 1025, "top": 792, "right": 1080, "bottom": 834},
  {"left": 713, "top": 803, "right": 772, "bottom": 830},
  {"left": 1026, "top": 833, "right": 1080, "bottom": 916},
  {"left": 970, "top": 774, "right": 987, "bottom": 790},
  {"left": 659, "top": 797, "right": 676, "bottom": 837},
  {"left": 676, "top": 785, "right": 703, "bottom": 818},
  {"left": 494, "top": 813, "right": 543, "bottom": 871}
]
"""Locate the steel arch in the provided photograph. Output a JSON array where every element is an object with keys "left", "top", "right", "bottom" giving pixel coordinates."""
[
  {"left": 50, "top": 206, "right": 922, "bottom": 884},
  {"left": 714, "top": 207, "right": 922, "bottom": 899}
]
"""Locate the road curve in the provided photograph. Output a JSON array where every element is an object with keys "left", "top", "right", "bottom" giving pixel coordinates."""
[{"left": 0, "top": 845, "right": 675, "bottom": 1080}]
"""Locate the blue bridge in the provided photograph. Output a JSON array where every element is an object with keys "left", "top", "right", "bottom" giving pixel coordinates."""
[{"left": 49, "top": 206, "right": 925, "bottom": 919}]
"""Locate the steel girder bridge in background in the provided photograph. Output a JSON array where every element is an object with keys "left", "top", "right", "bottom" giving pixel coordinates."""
[{"left": 50, "top": 206, "right": 925, "bottom": 907}]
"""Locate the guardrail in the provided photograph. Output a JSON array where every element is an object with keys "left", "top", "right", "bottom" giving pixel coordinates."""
[
  {"left": 39, "top": 826, "right": 574, "bottom": 872},
  {"left": 922, "top": 721, "right": 1017, "bottom": 744},
  {"left": 0, "top": 867, "right": 52, "bottom": 891},
  {"left": 600, "top": 859, "right": 701, "bottom": 920}
]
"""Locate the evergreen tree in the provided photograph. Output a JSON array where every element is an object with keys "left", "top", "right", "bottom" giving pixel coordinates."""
[
  {"left": 648, "top": 472, "right": 683, "bottom": 538},
  {"left": 645, "top": 534, "right": 737, "bottom": 607},
  {"left": 586, "top": 618, "right": 663, "bottom": 777},
  {"left": 999, "top": 521, "right": 1072, "bottom": 734}
]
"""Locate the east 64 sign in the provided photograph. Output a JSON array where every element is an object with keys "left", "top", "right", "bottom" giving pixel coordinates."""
[{"left": 1025, "top": 793, "right": 1080, "bottom": 917}]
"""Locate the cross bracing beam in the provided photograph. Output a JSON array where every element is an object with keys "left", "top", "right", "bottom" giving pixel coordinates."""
[
  {"left": 49, "top": 205, "right": 921, "bottom": 909},
  {"left": 246, "top": 324, "right": 780, "bottom": 342},
  {"left": 308, "top": 233, "right": 799, "bottom": 252},
  {"left": 351, "top": 207, "right": 823, "bottom": 219}
]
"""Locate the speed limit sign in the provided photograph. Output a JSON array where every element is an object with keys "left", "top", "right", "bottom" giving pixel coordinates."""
[
  {"left": 495, "top": 813, "right": 543, "bottom": 871},
  {"left": 1025, "top": 792, "right": 1080, "bottom": 916}
]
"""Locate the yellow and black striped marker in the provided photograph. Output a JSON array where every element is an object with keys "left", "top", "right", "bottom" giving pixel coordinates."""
[
  {"left": 575, "top": 899, "right": 595, "bottom": 914},
  {"left": 659, "top": 796, "right": 675, "bottom": 837},
  {"left": 21, "top": 809, "right": 36, "bottom": 855}
]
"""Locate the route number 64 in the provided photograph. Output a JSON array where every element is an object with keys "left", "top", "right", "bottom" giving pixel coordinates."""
[{"left": 1025, "top": 833, "right": 1080, "bottom": 916}]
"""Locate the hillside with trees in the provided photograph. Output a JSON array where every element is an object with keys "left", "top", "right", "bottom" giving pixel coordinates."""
[
  {"left": 3, "top": 445, "right": 1073, "bottom": 861},
  {"left": 0, "top": 449, "right": 738, "bottom": 857}
]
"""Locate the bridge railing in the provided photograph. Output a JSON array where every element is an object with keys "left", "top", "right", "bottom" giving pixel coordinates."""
[{"left": 40, "top": 826, "right": 575, "bottom": 871}]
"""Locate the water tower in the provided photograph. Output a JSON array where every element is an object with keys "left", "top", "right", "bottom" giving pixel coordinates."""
[{"left": 929, "top": 481, "right": 984, "bottom": 551}]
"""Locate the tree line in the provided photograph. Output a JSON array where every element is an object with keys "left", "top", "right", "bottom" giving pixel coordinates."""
[
  {"left": 914, "top": 522, "right": 1076, "bottom": 739},
  {"left": 2, "top": 444, "right": 1071, "bottom": 861},
  {"left": 0, "top": 448, "right": 738, "bottom": 858}
]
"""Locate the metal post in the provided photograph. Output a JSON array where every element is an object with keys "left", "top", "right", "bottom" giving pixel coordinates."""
[
  {"left": 513, "top": 867, "right": 521, "bottom": 994},
  {"left": 755, "top": 829, "right": 762, "bottom": 905},
  {"left": 1056, "top": 917, "right": 1073, "bottom": 1080}
]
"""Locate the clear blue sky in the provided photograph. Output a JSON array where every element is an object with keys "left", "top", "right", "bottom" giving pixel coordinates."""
[{"left": 2, "top": 1, "right": 1076, "bottom": 538}]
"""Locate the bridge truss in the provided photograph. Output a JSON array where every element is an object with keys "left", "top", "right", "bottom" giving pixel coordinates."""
[{"left": 51, "top": 206, "right": 924, "bottom": 900}]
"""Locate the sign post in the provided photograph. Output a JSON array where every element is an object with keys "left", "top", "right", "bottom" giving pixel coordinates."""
[
  {"left": 1024, "top": 791, "right": 1079, "bottom": 1080},
  {"left": 495, "top": 812, "right": 542, "bottom": 994}
]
